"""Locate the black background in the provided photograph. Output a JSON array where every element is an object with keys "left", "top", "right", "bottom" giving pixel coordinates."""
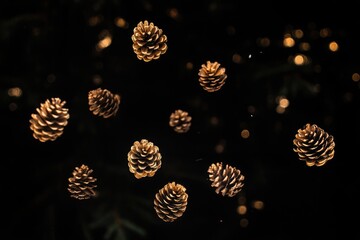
[{"left": 1, "top": 0, "right": 359, "bottom": 239}]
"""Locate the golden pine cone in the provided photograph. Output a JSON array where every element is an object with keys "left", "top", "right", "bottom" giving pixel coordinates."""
[
  {"left": 208, "top": 162, "right": 245, "bottom": 197},
  {"left": 88, "top": 88, "right": 121, "bottom": 118},
  {"left": 154, "top": 182, "right": 188, "bottom": 222},
  {"left": 198, "top": 61, "right": 227, "bottom": 92},
  {"left": 169, "top": 109, "right": 192, "bottom": 133},
  {"left": 293, "top": 123, "right": 335, "bottom": 167},
  {"left": 131, "top": 20, "right": 168, "bottom": 62},
  {"left": 128, "top": 139, "right": 162, "bottom": 179},
  {"left": 68, "top": 164, "right": 97, "bottom": 200},
  {"left": 29, "top": 97, "right": 69, "bottom": 142}
]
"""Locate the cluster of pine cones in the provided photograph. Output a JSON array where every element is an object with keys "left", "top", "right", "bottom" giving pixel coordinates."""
[{"left": 28, "top": 19, "right": 336, "bottom": 224}]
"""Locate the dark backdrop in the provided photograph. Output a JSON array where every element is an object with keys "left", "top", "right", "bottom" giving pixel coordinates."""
[{"left": 1, "top": 1, "right": 359, "bottom": 240}]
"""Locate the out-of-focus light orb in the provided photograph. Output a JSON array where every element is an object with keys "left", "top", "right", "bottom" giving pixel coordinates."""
[
  {"left": 276, "top": 105, "right": 285, "bottom": 114},
  {"left": 283, "top": 36, "right": 295, "bottom": 47},
  {"left": 93, "top": 74, "right": 102, "bottom": 85},
  {"left": 88, "top": 15, "right": 102, "bottom": 26},
  {"left": 232, "top": 53, "right": 242, "bottom": 64},
  {"left": 186, "top": 62, "right": 193, "bottom": 70},
  {"left": 237, "top": 205, "right": 247, "bottom": 215},
  {"left": 293, "top": 54, "right": 308, "bottom": 65},
  {"left": 114, "top": 17, "right": 128, "bottom": 28},
  {"left": 167, "top": 8, "right": 179, "bottom": 20},
  {"left": 320, "top": 28, "right": 331, "bottom": 38},
  {"left": 238, "top": 196, "right": 246, "bottom": 205},
  {"left": 241, "top": 129, "right": 250, "bottom": 139},
  {"left": 215, "top": 141, "right": 225, "bottom": 153},
  {"left": 329, "top": 41, "right": 339, "bottom": 52},
  {"left": 8, "top": 87, "right": 22, "bottom": 97},
  {"left": 210, "top": 116, "right": 219, "bottom": 126},
  {"left": 299, "top": 42, "right": 311, "bottom": 51},
  {"left": 257, "top": 37, "right": 270, "bottom": 47},
  {"left": 352, "top": 73, "right": 360, "bottom": 82},
  {"left": 293, "top": 29, "right": 303, "bottom": 39},
  {"left": 279, "top": 98, "right": 289, "bottom": 108},
  {"left": 240, "top": 218, "right": 249, "bottom": 228},
  {"left": 251, "top": 200, "right": 264, "bottom": 210}
]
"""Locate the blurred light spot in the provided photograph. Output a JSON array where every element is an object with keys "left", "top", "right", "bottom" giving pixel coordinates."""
[
  {"left": 8, "top": 87, "right": 22, "bottom": 97},
  {"left": 88, "top": 15, "right": 102, "bottom": 26},
  {"left": 329, "top": 41, "right": 339, "bottom": 52},
  {"left": 186, "top": 62, "right": 193, "bottom": 70},
  {"left": 210, "top": 116, "right": 219, "bottom": 126},
  {"left": 276, "top": 106, "right": 285, "bottom": 114},
  {"left": 9, "top": 102, "right": 18, "bottom": 111},
  {"left": 219, "top": 219, "right": 223, "bottom": 223},
  {"left": 237, "top": 205, "right": 247, "bottom": 215},
  {"left": 167, "top": 8, "right": 179, "bottom": 20},
  {"left": 241, "top": 129, "right": 250, "bottom": 139},
  {"left": 279, "top": 97, "right": 289, "bottom": 108},
  {"left": 238, "top": 195, "right": 246, "bottom": 205},
  {"left": 293, "top": 29, "right": 303, "bottom": 39},
  {"left": 251, "top": 200, "right": 264, "bottom": 210},
  {"left": 143, "top": 1, "right": 153, "bottom": 11},
  {"left": 283, "top": 37, "right": 295, "bottom": 47},
  {"left": 232, "top": 53, "right": 242, "bottom": 64},
  {"left": 293, "top": 54, "right": 309, "bottom": 65},
  {"left": 240, "top": 218, "right": 249, "bottom": 228},
  {"left": 215, "top": 139, "right": 226, "bottom": 154},
  {"left": 226, "top": 25, "right": 236, "bottom": 36},
  {"left": 47, "top": 74, "right": 56, "bottom": 83},
  {"left": 299, "top": 42, "right": 311, "bottom": 51},
  {"left": 248, "top": 54, "right": 252, "bottom": 59},
  {"left": 96, "top": 30, "right": 112, "bottom": 51},
  {"left": 93, "top": 75, "right": 102, "bottom": 85},
  {"left": 352, "top": 73, "right": 360, "bottom": 82},
  {"left": 114, "top": 17, "right": 128, "bottom": 28},
  {"left": 257, "top": 37, "right": 270, "bottom": 47},
  {"left": 320, "top": 28, "right": 331, "bottom": 38}
]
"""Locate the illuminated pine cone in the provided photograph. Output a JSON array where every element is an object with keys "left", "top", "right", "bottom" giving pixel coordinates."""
[
  {"left": 154, "top": 182, "right": 188, "bottom": 222},
  {"left": 29, "top": 97, "right": 69, "bottom": 142},
  {"left": 68, "top": 164, "right": 97, "bottom": 200},
  {"left": 293, "top": 123, "right": 335, "bottom": 167},
  {"left": 128, "top": 139, "right": 162, "bottom": 179},
  {"left": 88, "top": 88, "right": 121, "bottom": 118},
  {"left": 208, "top": 162, "right": 245, "bottom": 197},
  {"left": 131, "top": 20, "right": 168, "bottom": 62},
  {"left": 198, "top": 61, "right": 227, "bottom": 92},
  {"left": 169, "top": 109, "right": 192, "bottom": 133}
]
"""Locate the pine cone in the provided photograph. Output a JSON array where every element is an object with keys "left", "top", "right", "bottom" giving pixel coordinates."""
[
  {"left": 128, "top": 139, "right": 162, "bottom": 179},
  {"left": 293, "top": 123, "right": 335, "bottom": 167},
  {"left": 208, "top": 162, "right": 245, "bottom": 197},
  {"left": 169, "top": 109, "right": 192, "bottom": 133},
  {"left": 131, "top": 20, "right": 168, "bottom": 62},
  {"left": 68, "top": 164, "right": 97, "bottom": 200},
  {"left": 154, "top": 182, "right": 188, "bottom": 222},
  {"left": 88, "top": 88, "right": 121, "bottom": 118},
  {"left": 198, "top": 61, "right": 227, "bottom": 92},
  {"left": 29, "top": 97, "right": 69, "bottom": 142}
]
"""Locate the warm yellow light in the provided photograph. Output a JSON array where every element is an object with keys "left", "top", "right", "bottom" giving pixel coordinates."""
[
  {"left": 329, "top": 41, "right": 339, "bottom": 52},
  {"left": 114, "top": 17, "right": 128, "bottom": 28},
  {"left": 352, "top": 73, "right": 360, "bottom": 82},
  {"left": 299, "top": 42, "right": 311, "bottom": 51},
  {"left": 279, "top": 98, "right": 289, "bottom": 108},
  {"left": 168, "top": 8, "right": 179, "bottom": 19},
  {"left": 8, "top": 87, "right": 22, "bottom": 97},
  {"left": 215, "top": 142, "right": 225, "bottom": 153},
  {"left": 293, "top": 54, "right": 308, "bottom": 65},
  {"left": 186, "top": 62, "right": 193, "bottom": 70},
  {"left": 210, "top": 116, "right": 219, "bottom": 126},
  {"left": 320, "top": 28, "right": 331, "bottom": 38},
  {"left": 276, "top": 105, "right": 285, "bottom": 114},
  {"left": 88, "top": 15, "right": 102, "bottom": 26},
  {"left": 293, "top": 29, "right": 303, "bottom": 39},
  {"left": 257, "top": 37, "right": 270, "bottom": 47},
  {"left": 97, "top": 36, "right": 112, "bottom": 50},
  {"left": 251, "top": 200, "right": 264, "bottom": 210},
  {"left": 283, "top": 37, "right": 295, "bottom": 47},
  {"left": 241, "top": 129, "right": 250, "bottom": 139},
  {"left": 237, "top": 205, "right": 247, "bottom": 215}
]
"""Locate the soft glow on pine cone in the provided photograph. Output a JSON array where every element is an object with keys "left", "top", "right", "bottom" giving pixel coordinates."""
[
  {"left": 293, "top": 123, "right": 335, "bottom": 167},
  {"left": 154, "top": 182, "right": 188, "bottom": 222},
  {"left": 29, "top": 97, "right": 69, "bottom": 142},
  {"left": 88, "top": 88, "right": 121, "bottom": 118},
  {"left": 131, "top": 20, "right": 168, "bottom": 62},
  {"left": 68, "top": 164, "right": 97, "bottom": 200},
  {"left": 169, "top": 109, "right": 192, "bottom": 133},
  {"left": 198, "top": 61, "right": 227, "bottom": 92},
  {"left": 208, "top": 162, "right": 245, "bottom": 197},
  {"left": 128, "top": 139, "right": 162, "bottom": 179}
]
